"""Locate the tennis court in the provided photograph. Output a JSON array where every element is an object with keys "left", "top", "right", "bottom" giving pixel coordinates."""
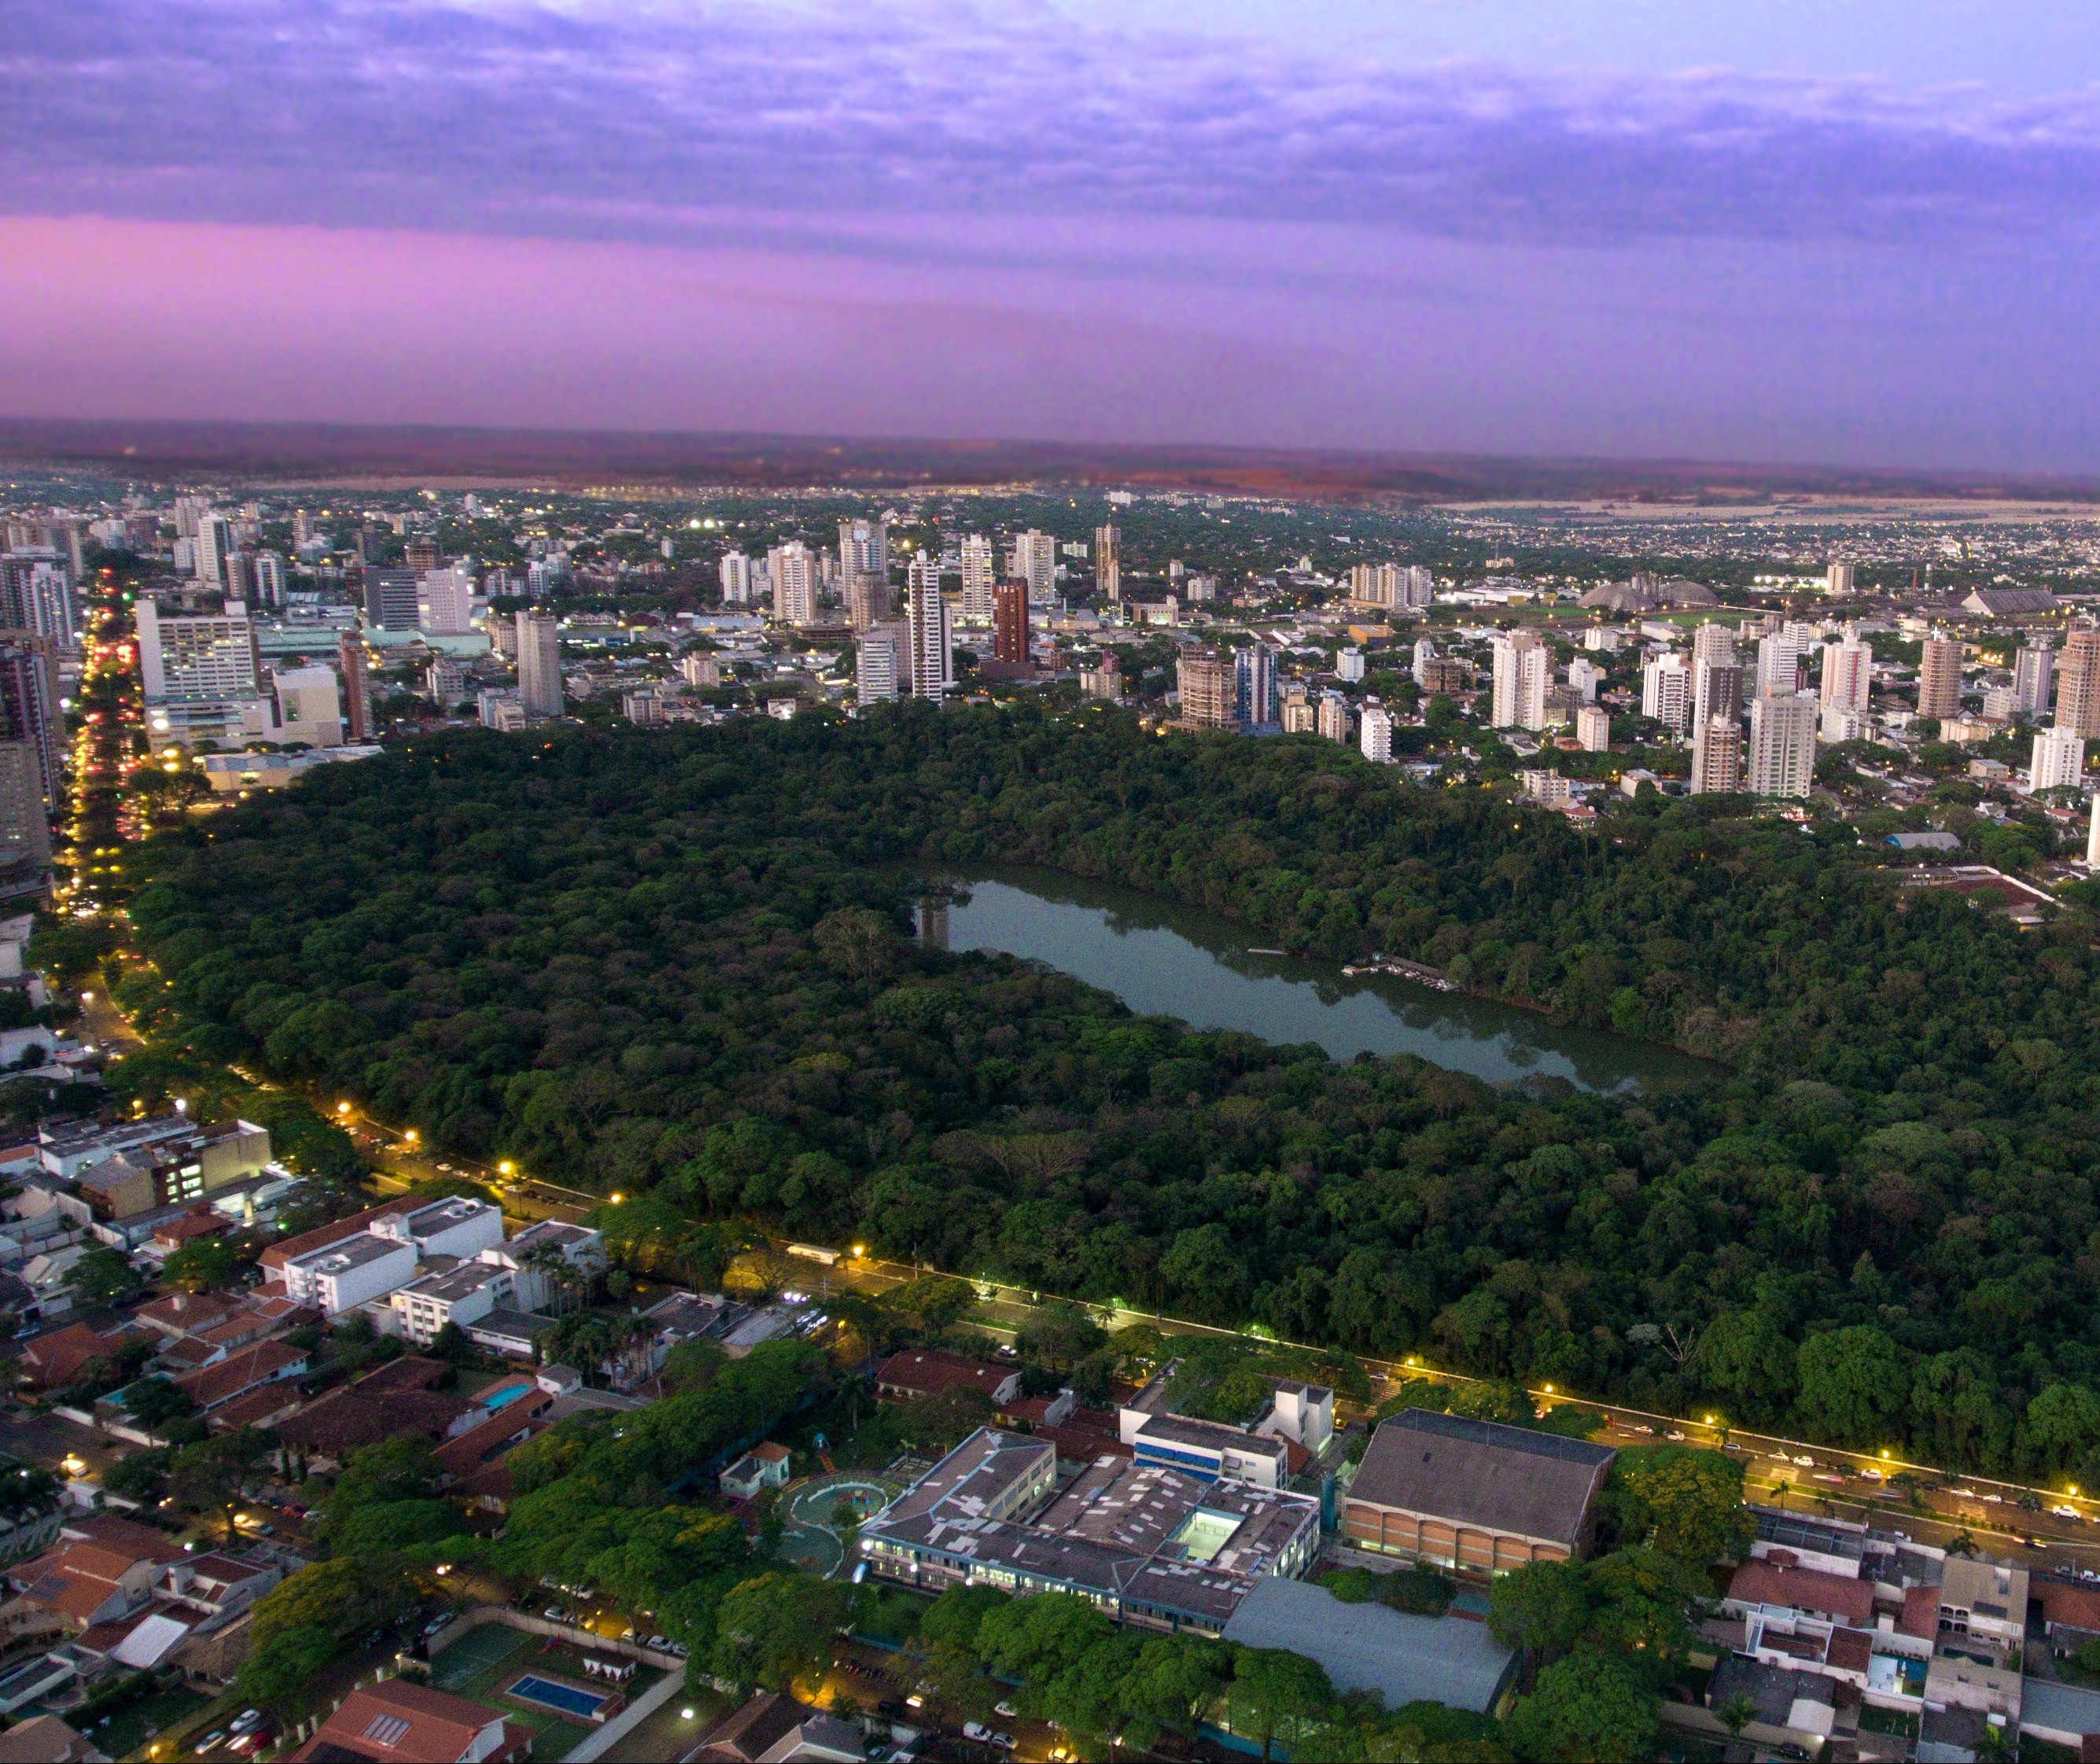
[{"left": 433, "top": 1622, "right": 529, "bottom": 1691}]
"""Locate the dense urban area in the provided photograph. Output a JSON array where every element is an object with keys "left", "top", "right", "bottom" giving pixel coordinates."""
[{"left": 2, "top": 469, "right": 2100, "bottom": 1762}]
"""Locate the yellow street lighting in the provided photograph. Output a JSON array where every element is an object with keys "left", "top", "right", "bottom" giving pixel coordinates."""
[
  {"left": 337, "top": 1101, "right": 352, "bottom": 1114},
  {"left": 610, "top": 1192, "right": 624, "bottom": 1204},
  {"left": 498, "top": 1160, "right": 514, "bottom": 1174},
  {"left": 852, "top": 1243, "right": 866, "bottom": 1258}
]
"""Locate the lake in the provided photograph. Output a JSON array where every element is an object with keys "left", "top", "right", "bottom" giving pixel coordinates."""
[{"left": 920, "top": 867, "right": 1712, "bottom": 1094}]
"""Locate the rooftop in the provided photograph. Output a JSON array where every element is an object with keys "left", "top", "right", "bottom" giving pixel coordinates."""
[
  {"left": 1348, "top": 1409, "right": 1616, "bottom": 1548},
  {"left": 1221, "top": 1577, "right": 1515, "bottom": 1714}
]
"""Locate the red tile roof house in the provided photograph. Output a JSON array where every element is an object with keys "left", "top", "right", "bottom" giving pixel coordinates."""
[
  {"left": 1722, "top": 1560, "right": 1877, "bottom": 1630},
  {"left": 5, "top": 1534, "right": 179, "bottom": 1635},
  {"left": 289, "top": 1679, "right": 530, "bottom": 1762},
  {"left": 875, "top": 1350, "right": 1022, "bottom": 1406},
  {"left": 170, "top": 1339, "right": 308, "bottom": 1412}
]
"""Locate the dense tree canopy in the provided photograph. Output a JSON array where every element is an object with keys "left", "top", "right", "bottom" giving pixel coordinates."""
[{"left": 120, "top": 705, "right": 2100, "bottom": 1476}]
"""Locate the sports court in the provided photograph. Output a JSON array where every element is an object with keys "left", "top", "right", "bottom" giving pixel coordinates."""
[{"left": 432, "top": 1622, "right": 529, "bottom": 1692}]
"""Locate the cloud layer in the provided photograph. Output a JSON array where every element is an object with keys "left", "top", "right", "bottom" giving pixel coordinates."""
[{"left": 8, "top": 0, "right": 2100, "bottom": 249}]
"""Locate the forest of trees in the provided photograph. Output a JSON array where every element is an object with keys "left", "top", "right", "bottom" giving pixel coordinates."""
[{"left": 116, "top": 703, "right": 2100, "bottom": 1482}]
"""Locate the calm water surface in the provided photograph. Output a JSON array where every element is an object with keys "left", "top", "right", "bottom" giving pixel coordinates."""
[{"left": 925, "top": 868, "right": 1711, "bottom": 1095}]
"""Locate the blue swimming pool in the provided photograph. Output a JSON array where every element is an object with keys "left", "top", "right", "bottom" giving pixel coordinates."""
[
  {"left": 483, "top": 1381, "right": 534, "bottom": 1411},
  {"left": 507, "top": 1674, "right": 611, "bottom": 1719}
]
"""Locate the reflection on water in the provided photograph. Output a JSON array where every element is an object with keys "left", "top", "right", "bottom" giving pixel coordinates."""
[{"left": 927, "top": 867, "right": 1712, "bottom": 1095}]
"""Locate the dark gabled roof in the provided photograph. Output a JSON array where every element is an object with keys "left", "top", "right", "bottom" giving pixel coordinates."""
[{"left": 1347, "top": 1409, "right": 1615, "bottom": 1548}]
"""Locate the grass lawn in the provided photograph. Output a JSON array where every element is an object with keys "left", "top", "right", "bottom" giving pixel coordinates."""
[
  {"left": 92, "top": 1681, "right": 212, "bottom": 1758},
  {"left": 598, "top": 1687, "right": 726, "bottom": 1762},
  {"left": 433, "top": 1625, "right": 665, "bottom": 1762}
]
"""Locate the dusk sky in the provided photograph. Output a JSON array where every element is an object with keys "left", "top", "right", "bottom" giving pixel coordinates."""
[{"left": 7, "top": 1, "right": 2100, "bottom": 472}]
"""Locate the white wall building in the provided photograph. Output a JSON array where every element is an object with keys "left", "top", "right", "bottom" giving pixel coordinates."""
[
  {"left": 2033, "top": 725, "right": 2086, "bottom": 793},
  {"left": 283, "top": 1234, "right": 417, "bottom": 1316},
  {"left": 959, "top": 535, "right": 997, "bottom": 624},
  {"left": 1359, "top": 702, "right": 1392, "bottom": 763},
  {"left": 1748, "top": 694, "right": 1818, "bottom": 798}
]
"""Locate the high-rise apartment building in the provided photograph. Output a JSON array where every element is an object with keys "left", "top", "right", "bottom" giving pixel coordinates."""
[
  {"left": 363, "top": 569, "right": 419, "bottom": 632},
  {"left": 768, "top": 542, "right": 818, "bottom": 626},
  {"left": 404, "top": 537, "right": 440, "bottom": 574},
  {"left": 1694, "top": 659, "right": 1742, "bottom": 735},
  {"left": 1918, "top": 636, "right": 1963, "bottom": 721},
  {"left": 1094, "top": 525, "right": 1120, "bottom": 602},
  {"left": 420, "top": 565, "right": 474, "bottom": 636},
  {"left": 516, "top": 611, "right": 563, "bottom": 719},
  {"left": 194, "top": 514, "right": 232, "bottom": 587},
  {"left": 1359, "top": 702, "right": 1393, "bottom": 763},
  {"left": 839, "top": 517, "right": 890, "bottom": 586},
  {"left": 338, "top": 632, "right": 368, "bottom": 742},
  {"left": 960, "top": 536, "right": 997, "bottom": 625},
  {"left": 1826, "top": 562, "right": 1856, "bottom": 596},
  {"left": 1756, "top": 632, "right": 1807, "bottom": 698},
  {"left": 1234, "top": 646, "right": 1278, "bottom": 730},
  {"left": 1820, "top": 638, "right": 1872, "bottom": 714},
  {"left": 1317, "top": 693, "right": 1352, "bottom": 744},
  {"left": 0, "top": 740, "right": 49, "bottom": 878},
  {"left": 0, "top": 633, "right": 61, "bottom": 814},
  {"left": 1348, "top": 563, "right": 1395, "bottom": 608},
  {"left": 2058, "top": 629, "right": 2100, "bottom": 738},
  {"left": 137, "top": 600, "right": 260, "bottom": 702},
  {"left": 1175, "top": 653, "right": 1233, "bottom": 728},
  {"left": 1641, "top": 653, "right": 1690, "bottom": 735},
  {"left": 1490, "top": 632, "right": 1549, "bottom": 731},
  {"left": 1080, "top": 657, "right": 1122, "bottom": 701},
  {"left": 2033, "top": 725, "right": 2086, "bottom": 793},
  {"left": 1005, "top": 530, "right": 1056, "bottom": 598},
  {"left": 1748, "top": 694, "right": 1818, "bottom": 797},
  {"left": 1575, "top": 704, "right": 1611, "bottom": 752},
  {"left": 0, "top": 554, "right": 78, "bottom": 646},
  {"left": 720, "top": 552, "right": 753, "bottom": 606},
  {"left": 907, "top": 558, "right": 952, "bottom": 698},
  {"left": 2014, "top": 641, "right": 2055, "bottom": 720},
  {"left": 253, "top": 550, "right": 286, "bottom": 609},
  {"left": 993, "top": 582, "right": 1030, "bottom": 667},
  {"left": 846, "top": 572, "right": 890, "bottom": 631},
  {"left": 1689, "top": 714, "right": 1743, "bottom": 794},
  {"left": 857, "top": 627, "right": 903, "bottom": 705}
]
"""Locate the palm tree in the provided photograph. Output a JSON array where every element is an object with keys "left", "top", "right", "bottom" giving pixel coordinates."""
[{"left": 1718, "top": 1692, "right": 1756, "bottom": 1744}]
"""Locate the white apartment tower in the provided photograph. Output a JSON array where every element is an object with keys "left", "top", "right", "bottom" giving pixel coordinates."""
[
  {"left": 907, "top": 557, "right": 952, "bottom": 698},
  {"left": 1641, "top": 653, "right": 1690, "bottom": 735},
  {"left": 1317, "top": 694, "right": 1352, "bottom": 744},
  {"left": 1575, "top": 703, "right": 1611, "bottom": 753},
  {"left": 1748, "top": 695, "right": 1818, "bottom": 798},
  {"left": 1820, "top": 638, "right": 1872, "bottom": 715},
  {"left": 960, "top": 535, "right": 997, "bottom": 624},
  {"left": 1826, "top": 562, "right": 1856, "bottom": 596},
  {"left": 857, "top": 627, "right": 903, "bottom": 706},
  {"left": 768, "top": 542, "right": 819, "bottom": 626},
  {"left": 1007, "top": 530, "right": 1057, "bottom": 598},
  {"left": 2014, "top": 642, "right": 2054, "bottom": 720},
  {"left": 719, "top": 552, "right": 753, "bottom": 606},
  {"left": 2033, "top": 725, "right": 2086, "bottom": 793},
  {"left": 1490, "top": 632, "right": 1549, "bottom": 731},
  {"left": 1359, "top": 702, "right": 1392, "bottom": 763}
]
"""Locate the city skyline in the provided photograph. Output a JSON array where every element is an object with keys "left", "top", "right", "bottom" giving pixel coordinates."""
[{"left": 6, "top": 2, "right": 2100, "bottom": 472}]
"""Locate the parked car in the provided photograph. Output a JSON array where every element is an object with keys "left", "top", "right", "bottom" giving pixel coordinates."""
[
  {"left": 195, "top": 1734, "right": 227, "bottom": 1756},
  {"left": 543, "top": 1607, "right": 566, "bottom": 1622},
  {"left": 994, "top": 1702, "right": 1019, "bottom": 1719},
  {"left": 2053, "top": 1504, "right": 2083, "bottom": 1519}
]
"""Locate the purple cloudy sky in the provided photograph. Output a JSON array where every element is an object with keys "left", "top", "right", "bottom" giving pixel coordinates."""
[{"left": 5, "top": 0, "right": 2100, "bottom": 470}]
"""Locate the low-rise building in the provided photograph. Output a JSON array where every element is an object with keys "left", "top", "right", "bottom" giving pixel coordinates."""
[
  {"left": 287, "top": 1679, "right": 530, "bottom": 1762},
  {"left": 1341, "top": 1409, "right": 1615, "bottom": 1576},
  {"left": 859, "top": 1426, "right": 1321, "bottom": 1636},
  {"left": 71, "top": 1121, "right": 272, "bottom": 1222},
  {"left": 719, "top": 1442, "right": 794, "bottom": 1501},
  {"left": 282, "top": 1232, "right": 417, "bottom": 1317},
  {"left": 876, "top": 1350, "right": 1022, "bottom": 1408},
  {"left": 1220, "top": 1577, "right": 1516, "bottom": 1715}
]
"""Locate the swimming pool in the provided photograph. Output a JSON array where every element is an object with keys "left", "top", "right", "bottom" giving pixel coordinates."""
[
  {"left": 482, "top": 1381, "right": 535, "bottom": 1411},
  {"left": 506, "top": 1674, "right": 613, "bottom": 1720}
]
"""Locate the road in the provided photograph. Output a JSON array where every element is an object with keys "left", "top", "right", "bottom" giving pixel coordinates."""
[
  {"left": 809, "top": 1251, "right": 2100, "bottom": 1575},
  {"left": 72, "top": 573, "right": 2098, "bottom": 1585}
]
